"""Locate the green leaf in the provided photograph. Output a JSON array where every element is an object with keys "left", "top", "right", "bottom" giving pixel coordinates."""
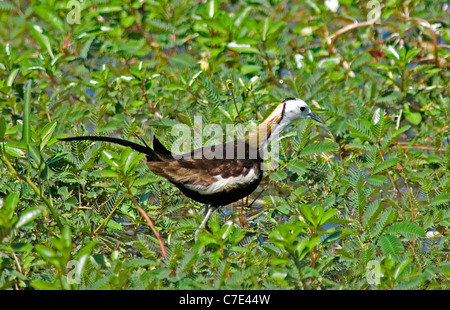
[
  {"left": 0, "top": 193, "right": 19, "bottom": 223},
  {"left": 305, "top": 0, "right": 321, "bottom": 13},
  {"left": 270, "top": 170, "right": 287, "bottom": 182},
  {"left": 373, "top": 157, "right": 399, "bottom": 174},
  {"left": 329, "top": 118, "right": 347, "bottom": 136},
  {"left": 33, "top": 5, "right": 65, "bottom": 32},
  {"left": 371, "top": 108, "right": 385, "bottom": 141},
  {"left": 269, "top": 223, "right": 305, "bottom": 250},
  {"left": 76, "top": 240, "right": 98, "bottom": 259},
  {"left": 287, "top": 159, "right": 308, "bottom": 175},
  {"left": 101, "top": 150, "right": 119, "bottom": 168},
  {"left": 11, "top": 242, "right": 33, "bottom": 252},
  {"left": 371, "top": 209, "right": 397, "bottom": 238},
  {"left": 362, "top": 200, "right": 383, "bottom": 228},
  {"left": 386, "top": 222, "right": 426, "bottom": 239},
  {"left": 394, "top": 258, "right": 413, "bottom": 280},
  {"left": 169, "top": 54, "right": 196, "bottom": 69},
  {"left": 262, "top": 17, "right": 271, "bottom": 41},
  {"left": 376, "top": 91, "right": 403, "bottom": 104},
  {"left": 15, "top": 207, "right": 41, "bottom": 229},
  {"left": 28, "top": 144, "right": 42, "bottom": 167},
  {"left": 404, "top": 48, "right": 420, "bottom": 64},
  {"left": 123, "top": 151, "right": 145, "bottom": 175},
  {"left": 392, "top": 125, "right": 411, "bottom": 137},
  {"left": 146, "top": 18, "right": 173, "bottom": 33},
  {"left": 367, "top": 175, "right": 388, "bottom": 186},
  {"left": 1, "top": 143, "right": 26, "bottom": 157},
  {"left": 203, "top": 78, "right": 221, "bottom": 105},
  {"left": 30, "top": 25, "right": 54, "bottom": 59},
  {"left": 6, "top": 68, "right": 19, "bottom": 87},
  {"left": 198, "top": 231, "right": 218, "bottom": 246},
  {"left": 319, "top": 209, "right": 337, "bottom": 226},
  {"left": 30, "top": 280, "right": 59, "bottom": 290},
  {"left": 403, "top": 105, "right": 422, "bottom": 125},
  {"left": 317, "top": 57, "right": 340, "bottom": 69},
  {"left": 35, "top": 244, "right": 57, "bottom": 260},
  {"left": 227, "top": 42, "right": 260, "bottom": 54},
  {"left": 300, "top": 204, "right": 317, "bottom": 227},
  {"left": 348, "top": 119, "right": 376, "bottom": 143},
  {"left": 97, "top": 5, "right": 122, "bottom": 13},
  {"left": 299, "top": 141, "right": 338, "bottom": 157},
  {"left": 424, "top": 154, "right": 442, "bottom": 164},
  {"left": 123, "top": 258, "right": 158, "bottom": 268},
  {"left": 80, "top": 37, "right": 95, "bottom": 59},
  {"left": 351, "top": 53, "right": 372, "bottom": 70},
  {"left": 430, "top": 192, "right": 450, "bottom": 207},
  {"left": 379, "top": 234, "right": 404, "bottom": 255},
  {"left": 0, "top": 1, "right": 16, "bottom": 11},
  {"left": 296, "top": 237, "right": 320, "bottom": 260},
  {"left": 101, "top": 169, "right": 119, "bottom": 178},
  {"left": 234, "top": 6, "right": 252, "bottom": 26},
  {"left": 40, "top": 121, "right": 57, "bottom": 150},
  {"left": 380, "top": 125, "right": 411, "bottom": 150},
  {"left": 383, "top": 45, "right": 399, "bottom": 60},
  {"left": 276, "top": 203, "right": 290, "bottom": 215}
]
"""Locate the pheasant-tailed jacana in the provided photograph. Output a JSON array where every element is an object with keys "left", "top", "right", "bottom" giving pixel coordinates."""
[{"left": 60, "top": 98, "right": 323, "bottom": 240}]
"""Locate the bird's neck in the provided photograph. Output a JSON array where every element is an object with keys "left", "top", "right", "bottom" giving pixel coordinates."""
[{"left": 245, "top": 103, "right": 289, "bottom": 151}]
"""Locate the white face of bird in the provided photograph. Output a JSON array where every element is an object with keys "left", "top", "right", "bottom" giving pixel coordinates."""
[{"left": 282, "top": 98, "right": 324, "bottom": 124}]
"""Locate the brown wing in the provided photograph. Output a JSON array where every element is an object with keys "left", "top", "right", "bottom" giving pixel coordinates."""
[
  {"left": 146, "top": 159, "right": 218, "bottom": 185},
  {"left": 146, "top": 140, "right": 260, "bottom": 186}
]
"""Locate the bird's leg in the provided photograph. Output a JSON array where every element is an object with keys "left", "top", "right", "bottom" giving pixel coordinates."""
[{"left": 194, "top": 205, "right": 217, "bottom": 242}]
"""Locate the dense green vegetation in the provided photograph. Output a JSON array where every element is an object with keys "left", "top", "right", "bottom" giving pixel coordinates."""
[{"left": 0, "top": 0, "right": 449, "bottom": 290}]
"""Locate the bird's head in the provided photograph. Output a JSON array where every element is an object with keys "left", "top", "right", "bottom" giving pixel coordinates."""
[
  {"left": 246, "top": 97, "right": 324, "bottom": 150},
  {"left": 282, "top": 97, "right": 324, "bottom": 124}
]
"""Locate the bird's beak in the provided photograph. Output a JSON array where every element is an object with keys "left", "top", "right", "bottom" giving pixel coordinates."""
[{"left": 307, "top": 112, "right": 324, "bottom": 124}]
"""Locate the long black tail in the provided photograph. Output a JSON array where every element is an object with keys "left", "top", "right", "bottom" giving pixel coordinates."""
[{"left": 59, "top": 135, "right": 159, "bottom": 160}]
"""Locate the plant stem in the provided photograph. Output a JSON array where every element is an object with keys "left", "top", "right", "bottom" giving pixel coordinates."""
[
  {"left": 328, "top": 9, "right": 381, "bottom": 56},
  {"left": 125, "top": 183, "right": 166, "bottom": 257},
  {"left": 402, "top": 9, "right": 447, "bottom": 83},
  {"left": 376, "top": 143, "right": 400, "bottom": 194},
  {"left": 1, "top": 152, "right": 63, "bottom": 231},
  {"left": 92, "top": 194, "right": 126, "bottom": 235},
  {"left": 397, "top": 163, "right": 415, "bottom": 221},
  {"left": 229, "top": 88, "right": 243, "bottom": 124},
  {"left": 141, "top": 80, "right": 163, "bottom": 119}
]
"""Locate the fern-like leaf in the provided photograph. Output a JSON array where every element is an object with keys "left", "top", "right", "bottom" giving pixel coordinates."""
[
  {"left": 146, "top": 18, "right": 173, "bottom": 33},
  {"left": 177, "top": 243, "right": 203, "bottom": 274},
  {"left": 299, "top": 141, "right": 338, "bottom": 158},
  {"left": 371, "top": 208, "right": 397, "bottom": 239},
  {"left": 202, "top": 78, "right": 221, "bottom": 106},
  {"left": 371, "top": 108, "right": 386, "bottom": 142},
  {"left": 386, "top": 222, "right": 426, "bottom": 240},
  {"left": 379, "top": 234, "right": 404, "bottom": 255},
  {"left": 394, "top": 275, "right": 426, "bottom": 290},
  {"left": 0, "top": 1, "right": 16, "bottom": 11},
  {"left": 359, "top": 244, "right": 376, "bottom": 265},
  {"left": 373, "top": 157, "right": 399, "bottom": 174},
  {"left": 348, "top": 119, "right": 376, "bottom": 143},
  {"left": 430, "top": 192, "right": 450, "bottom": 208},
  {"left": 380, "top": 125, "right": 410, "bottom": 150},
  {"left": 295, "top": 119, "right": 313, "bottom": 151},
  {"left": 362, "top": 200, "right": 383, "bottom": 229},
  {"left": 134, "top": 235, "right": 160, "bottom": 260}
]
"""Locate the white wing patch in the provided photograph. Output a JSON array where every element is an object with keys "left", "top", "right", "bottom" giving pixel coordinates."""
[{"left": 185, "top": 169, "right": 258, "bottom": 195}]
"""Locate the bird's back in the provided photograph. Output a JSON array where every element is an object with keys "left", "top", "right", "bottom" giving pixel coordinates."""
[{"left": 147, "top": 139, "right": 263, "bottom": 206}]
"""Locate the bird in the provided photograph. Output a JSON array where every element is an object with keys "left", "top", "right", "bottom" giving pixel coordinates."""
[{"left": 60, "top": 97, "right": 324, "bottom": 241}]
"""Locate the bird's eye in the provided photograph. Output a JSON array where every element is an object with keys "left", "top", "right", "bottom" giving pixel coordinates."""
[{"left": 300, "top": 106, "right": 306, "bottom": 112}]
